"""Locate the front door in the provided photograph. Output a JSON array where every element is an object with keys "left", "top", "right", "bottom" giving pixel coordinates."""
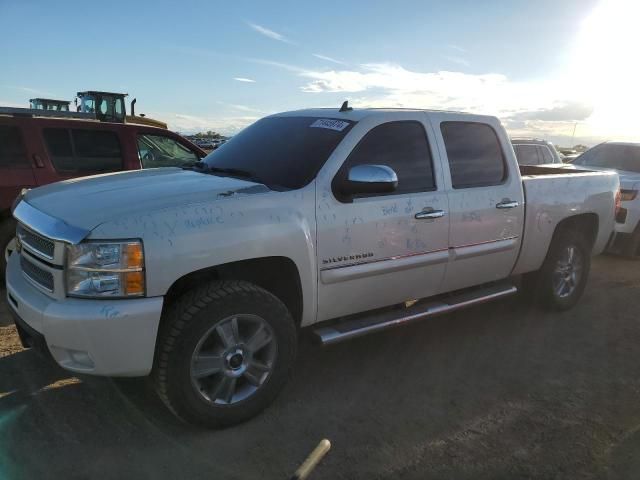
[{"left": 315, "top": 114, "right": 450, "bottom": 322}]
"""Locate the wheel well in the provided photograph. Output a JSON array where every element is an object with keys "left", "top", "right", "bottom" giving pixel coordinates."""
[
  {"left": 163, "top": 257, "right": 304, "bottom": 326},
  {"left": 552, "top": 213, "right": 599, "bottom": 249}
]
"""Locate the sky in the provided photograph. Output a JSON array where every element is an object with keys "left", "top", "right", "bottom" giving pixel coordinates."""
[{"left": 1, "top": 0, "right": 638, "bottom": 146}]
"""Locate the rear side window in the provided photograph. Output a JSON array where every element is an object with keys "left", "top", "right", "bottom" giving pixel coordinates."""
[
  {"left": 441, "top": 122, "right": 506, "bottom": 188},
  {"left": 336, "top": 121, "right": 436, "bottom": 198},
  {"left": 43, "top": 128, "right": 123, "bottom": 172},
  {"left": 514, "top": 145, "right": 540, "bottom": 165},
  {"left": 0, "top": 125, "right": 29, "bottom": 168}
]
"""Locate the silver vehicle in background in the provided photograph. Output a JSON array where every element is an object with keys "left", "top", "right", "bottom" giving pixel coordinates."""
[
  {"left": 572, "top": 142, "right": 640, "bottom": 257},
  {"left": 512, "top": 138, "right": 564, "bottom": 166}
]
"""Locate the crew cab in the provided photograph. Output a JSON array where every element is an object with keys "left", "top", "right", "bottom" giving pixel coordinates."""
[
  {"left": 0, "top": 113, "right": 205, "bottom": 274},
  {"left": 5, "top": 108, "right": 619, "bottom": 428}
]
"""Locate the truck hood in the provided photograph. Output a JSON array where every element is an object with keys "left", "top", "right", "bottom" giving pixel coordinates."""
[{"left": 22, "top": 168, "right": 269, "bottom": 231}]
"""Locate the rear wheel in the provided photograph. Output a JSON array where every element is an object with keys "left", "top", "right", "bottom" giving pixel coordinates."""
[
  {"left": 523, "top": 229, "right": 591, "bottom": 311},
  {"left": 154, "top": 280, "right": 297, "bottom": 428}
]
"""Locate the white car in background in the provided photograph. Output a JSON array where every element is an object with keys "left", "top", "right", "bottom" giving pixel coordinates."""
[{"left": 572, "top": 142, "right": 640, "bottom": 257}]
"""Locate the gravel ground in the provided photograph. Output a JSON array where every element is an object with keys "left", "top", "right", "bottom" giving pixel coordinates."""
[{"left": 1, "top": 254, "right": 640, "bottom": 479}]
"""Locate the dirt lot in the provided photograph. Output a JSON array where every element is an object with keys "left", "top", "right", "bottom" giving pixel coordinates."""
[{"left": 1, "top": 255, "right": 640, "bottom": 479}]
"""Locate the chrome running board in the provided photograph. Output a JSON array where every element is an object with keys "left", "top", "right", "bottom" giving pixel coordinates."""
[{"left": 313, "top": 282, "right": 517, "bottom": 346}]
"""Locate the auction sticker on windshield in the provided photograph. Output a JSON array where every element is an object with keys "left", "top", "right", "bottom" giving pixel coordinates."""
[{"left": 310, "top": 119, "right": 351, "bottom": 131}]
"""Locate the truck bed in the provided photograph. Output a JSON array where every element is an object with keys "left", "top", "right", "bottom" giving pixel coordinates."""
[{"left": 512, "top": 167, "right": 619, "bottom": 276}]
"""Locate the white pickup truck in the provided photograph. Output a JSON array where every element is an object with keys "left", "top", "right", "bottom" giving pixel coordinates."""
[{"left": 5, "top": 107, "right": 619, "bottom": 427}]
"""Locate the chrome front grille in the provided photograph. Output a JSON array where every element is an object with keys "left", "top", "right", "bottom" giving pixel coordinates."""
[
  {"left": 20, "top": 254, "right": 55, "bottom": 292},
  {"left": 17, "top": 224, "right": 55, "bottom": 260}
]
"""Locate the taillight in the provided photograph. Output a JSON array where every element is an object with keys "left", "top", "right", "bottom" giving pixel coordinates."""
[
  {"left": 615, "top": 189, "right": 622, "bottom": 216},
  {"left": 620, "top": 189, "right": 638, "bottom": 201}
]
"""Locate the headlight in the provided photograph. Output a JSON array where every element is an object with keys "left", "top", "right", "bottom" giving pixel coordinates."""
[{"left": 66, "top": 241, "right": 145, "bottom": 298}]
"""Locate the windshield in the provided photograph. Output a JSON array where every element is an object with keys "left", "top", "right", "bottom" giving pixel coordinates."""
[
  {"left": 574, "top": 144, "right": 640, "bottom": 172},
  {"left": 202, "top": 116, "right": 355, "bottom": 190}
]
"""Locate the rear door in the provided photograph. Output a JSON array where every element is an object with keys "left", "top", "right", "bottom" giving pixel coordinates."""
[
  {"left": 0, "top": 121, "right": 36, "bottom": 212},
  {"left": 430, "top": 114, "right": 524, "bottom": 292}
]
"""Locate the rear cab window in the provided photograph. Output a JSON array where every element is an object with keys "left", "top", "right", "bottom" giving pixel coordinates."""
[
  {"left": 43, "top": 128, "right": 123, "bottom": 172},
  {"left": 440, "top": 122, "right": 506, "bottom": 188},
  {"left": 514, "top": 144, "right": 540, "bottom": 166}
]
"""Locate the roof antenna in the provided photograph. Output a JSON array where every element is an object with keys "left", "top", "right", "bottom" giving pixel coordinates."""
[{"left": 339, "top": 100, "right": 352, "bottom": 112}]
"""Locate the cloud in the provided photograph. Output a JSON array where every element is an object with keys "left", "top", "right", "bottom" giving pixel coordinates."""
[
  {"left": 246, "top": 57, "right": 307, "bottom": 73},
  {"left": 247, "top": 22, "right": 294, "bottom": 44},
  {"left": 283, "top": 62, "right": 604, "bottom": 143},
  {"left": 216, "top": 101, "right": 265, "bottom": 113},
  {"left": 1, "top": 84, "right": 56, "bottom": 97},
  {"left": 442, "top": 55, "right": 470, "bottom": 67},
  {"left": 447, "top": 44, "right": 466, "bottom": 53},
  {"left": 312, "top": 53, "right": 346, "bottom": 65},
  {"left": 233, "top": 77, "right": 256, "bottom": 83},
  {"left": 508, "top": 102, "right": 594, "bottom": 122}
]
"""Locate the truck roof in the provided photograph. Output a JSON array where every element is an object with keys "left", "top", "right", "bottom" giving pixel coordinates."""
[{"left": 270, "top": 107, "right": 499, "bottom": 123}]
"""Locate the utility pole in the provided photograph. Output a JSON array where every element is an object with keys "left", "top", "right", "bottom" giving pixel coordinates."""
[{"left": 571, "top": 122, "right": 578, "bottom": 146}]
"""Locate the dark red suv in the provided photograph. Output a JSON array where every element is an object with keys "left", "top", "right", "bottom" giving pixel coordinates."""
[{"left": 1, "top": 114, "right": 205, "bottom": 274}]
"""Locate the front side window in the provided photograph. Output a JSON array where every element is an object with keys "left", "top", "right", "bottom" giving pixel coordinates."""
[
  {"left": 43, "top": 128, "right": 123, "bottom": 172},
  {"left": 335, "top": 121, "right": 436, "bottom": 198},
  {"left": 0, "top": 125, "right": 29, "bottom": 168},
  {"left": 137, "top": 134, "right": 199, "bottom": 168},
  {"left": 514, "top": 145, "right": 540, "bottom": 165},
  {"left": 441, "top": 122, "right": 506, "bottom": 188}
]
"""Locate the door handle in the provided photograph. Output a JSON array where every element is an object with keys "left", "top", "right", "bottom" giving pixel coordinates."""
[
  {"left": 415, "top": 209, "right": 446, "bottom": 220},
  {"left": 32, "top": 154, "right": 45, "bottom": 168},
  {"left": 496, "top": 199, "right": 519, "bottom": 209}
]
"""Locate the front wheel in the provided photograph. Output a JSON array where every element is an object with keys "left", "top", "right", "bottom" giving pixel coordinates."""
[
  {"left": 154, "top": 280, "right": 297, "bottom": 428},
  {"left": 523, "top": 230, "right": 591, "bottom": 311}
]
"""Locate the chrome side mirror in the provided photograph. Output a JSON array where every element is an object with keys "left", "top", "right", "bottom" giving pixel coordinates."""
[{"left": 340, "top": 164, "right": 398, "bottom": 196}]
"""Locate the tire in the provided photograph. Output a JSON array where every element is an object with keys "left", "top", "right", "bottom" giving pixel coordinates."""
[
  {"left": 1, "top": 218, "right": 17, "bottom": 284},
  {"left": 523, "top": 229, "right": 591, "bottom": 311},
  {"left": 154, "top": 280, "right": 297, "bottom": 428}
]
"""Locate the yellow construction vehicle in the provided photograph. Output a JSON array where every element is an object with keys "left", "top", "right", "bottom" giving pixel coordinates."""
[{"left": 76, "top": 91, "right": 168, "bottom": 128}]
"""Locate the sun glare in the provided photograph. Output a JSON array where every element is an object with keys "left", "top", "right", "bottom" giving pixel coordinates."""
[{"left": 569, "top": 0, "right": 640, "bottom": 140}]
